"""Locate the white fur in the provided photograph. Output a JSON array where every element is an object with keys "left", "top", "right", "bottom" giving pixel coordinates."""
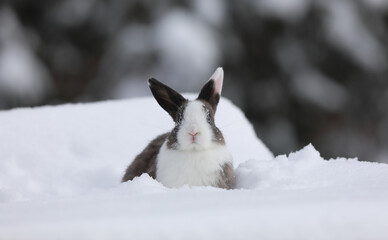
[
  {"left": 177, "top": 101, "right": 212, "bottom": 151},
  {"left": 156, "top": 100, "right": 233, "bottom": 188},
  {"left": 156, "top": 143, "right": 233, "bottom": 188}
]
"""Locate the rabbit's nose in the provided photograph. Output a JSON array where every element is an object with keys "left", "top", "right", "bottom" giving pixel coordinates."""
[
  {"left": 188, "top": 125, "right": 199, "bottom": 135},
  {"left": 189, "top": 131, "right": 199, "bottom": 136}
]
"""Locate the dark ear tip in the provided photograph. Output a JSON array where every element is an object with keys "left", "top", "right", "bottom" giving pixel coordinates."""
[{"left": 148, "top": 78, "right": 158, "bottom": 87}]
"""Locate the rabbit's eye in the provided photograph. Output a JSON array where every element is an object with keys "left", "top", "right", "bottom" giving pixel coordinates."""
[
  {"left": 177, "top": 113, "right": 183, "bottom": 123},
  {"left": 202, "top": 106, "right": 212, "bottom": 123},
  {"left": 206, "top": 111, "right": 211, "bottom": 123}
]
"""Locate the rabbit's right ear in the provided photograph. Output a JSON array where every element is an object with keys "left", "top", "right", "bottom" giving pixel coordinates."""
[{"left": 148, "top": 78, "right": 186, "bottom": 120}]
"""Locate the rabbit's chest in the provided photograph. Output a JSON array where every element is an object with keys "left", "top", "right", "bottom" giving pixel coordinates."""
[{"left": 156, "top": 143, "right": 232, "bottom": 188}]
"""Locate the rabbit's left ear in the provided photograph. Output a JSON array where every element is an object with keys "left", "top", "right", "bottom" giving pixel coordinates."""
[
  {"left": 198, "top": 67, "right": 224, "bottom": 112},
  {"left": 148, "top": 78, "right": 186, "bottom": 121}
]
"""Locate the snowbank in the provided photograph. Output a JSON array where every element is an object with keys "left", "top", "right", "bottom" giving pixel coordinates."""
[
  {"left": 0, "top": 96, "right": 272, "bottom": 202},
  {"left": 0, "top": 97, "right": 387, "bottom": 239}
]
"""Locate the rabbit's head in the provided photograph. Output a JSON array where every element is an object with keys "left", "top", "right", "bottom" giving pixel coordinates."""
[{"left": 148, "top": 67, "right": 225, "bottom": 151}]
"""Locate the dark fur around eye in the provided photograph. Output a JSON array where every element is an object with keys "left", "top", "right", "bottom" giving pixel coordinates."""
[
  {"left": 177, "top": 112, "right": 183, "bottom": 123},
  {"left": 174, "top": 103, "right": 188, "bottom": 126},
  {"left": 206, "top": 112, "right": 211, "bottom": 123},
  {"left": 202, "top": 105, "right": 212, "bottom": 123}
]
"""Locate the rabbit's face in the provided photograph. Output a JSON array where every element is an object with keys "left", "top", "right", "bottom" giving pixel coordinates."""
[
  {"left": 174, "top": 100, "right": 222, "bottom": 151},
  {"left": 148, "top": 67, "right": 225, "bottom": 151}
]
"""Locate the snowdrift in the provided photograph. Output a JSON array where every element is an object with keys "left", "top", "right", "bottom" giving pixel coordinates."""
[{"left": 0, "top": 97, "right": 387, "bottom": 240}]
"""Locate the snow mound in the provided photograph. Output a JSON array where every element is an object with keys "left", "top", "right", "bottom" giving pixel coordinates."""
[
  {"left": 1, "top": 97, "right": 388, "bottom": 240},
  {"left": 236, "top": 144, "right": 388, "bottom": 190},
  {"left": 0, "top": 96, "right": 272, "bottom": 202}
]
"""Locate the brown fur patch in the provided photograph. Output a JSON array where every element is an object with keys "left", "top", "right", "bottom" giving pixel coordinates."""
[
  {"left": 200, "top": 100, "right": 225, "bottom": 145},
  {"left": 217, "top": 162, "right": 235, "bottom": 189},
  {"left": 121, "top": 133, "right": 168, "bottom": 182},
  {"left": 166, "top": 126, "right": 179, "bottom": 149},
  {"left": 166, "top": 102, "right": 187, "bottom": 149}
]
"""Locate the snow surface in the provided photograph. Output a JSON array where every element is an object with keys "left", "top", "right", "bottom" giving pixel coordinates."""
[{"left": 1, "top": 96, "right": 388, "bottom": 239}]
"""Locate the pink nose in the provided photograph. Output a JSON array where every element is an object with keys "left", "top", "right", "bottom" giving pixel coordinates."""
[{"left": 189, "top": 131, "right": 199, "bottom": 136}]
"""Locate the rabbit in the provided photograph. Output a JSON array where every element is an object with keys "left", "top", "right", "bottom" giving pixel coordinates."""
[{"left": 122, "top": 67, "right": 234, "bottom": 189}]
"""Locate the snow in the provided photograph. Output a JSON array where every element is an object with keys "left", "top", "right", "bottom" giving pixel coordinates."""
[
  {"left": 235, "top": 144, "right": 387, "bottom": 190},
  {"left": 1, "top": 96, "right": 388, "bottom": 239}
]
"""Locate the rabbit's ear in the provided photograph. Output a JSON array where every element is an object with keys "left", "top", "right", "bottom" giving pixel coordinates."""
[
  {"left": 198, "top": 67, "right": 224, "bottom": 112},
  {"left": 148, "top": 78, "right": 186, "bottom": 120}
]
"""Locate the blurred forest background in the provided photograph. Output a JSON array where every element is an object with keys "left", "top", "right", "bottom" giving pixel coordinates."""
[{"left": 1, "top": 0, "right": 388, "bottom": 162}]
